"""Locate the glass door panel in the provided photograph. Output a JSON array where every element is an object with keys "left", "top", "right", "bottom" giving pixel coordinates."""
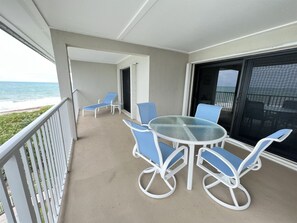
[
  {"left": 237, "top": 55, "right": 297, "bottom": 162},
  {"left": 122, "top": 68, "right": 131, "bottom": 112},
  {"left": 191, "top": 62, "right": 242, "bottom": 132},
  {"left": 214, "top": 69, "right": 239, "bottom": 132}
]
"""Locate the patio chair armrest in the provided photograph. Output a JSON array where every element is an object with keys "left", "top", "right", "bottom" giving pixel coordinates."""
[
  {"left": 161, "top": 145, "right": 188, "bottom": 179},
  {"left": 197, "top": 147, "right": 239, "bottom": 187},
  {"left": 223, "top": 138, "right": 252, "bottom": 152}
]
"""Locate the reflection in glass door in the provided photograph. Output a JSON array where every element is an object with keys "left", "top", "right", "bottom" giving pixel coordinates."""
[
  {"left": 214, "top": 69, "right": 239, "bottom": 131},
  {"left": 236, "top": 55, "right": 297, "bottom": 162},
  {"left": 191, "top": 61, "right": 242, "bottom": 132},
  {"left": 191, "top": 52, "right": 297, "bottom": 163}
]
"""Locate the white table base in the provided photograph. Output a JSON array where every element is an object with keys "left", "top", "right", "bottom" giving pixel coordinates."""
[{"left": 187, "top": 144, "right": 195, "bottom": 190}]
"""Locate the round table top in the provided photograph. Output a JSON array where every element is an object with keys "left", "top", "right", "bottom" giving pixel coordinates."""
[{"left": 149, "top": 115, "right": 227, "bottom": 145}]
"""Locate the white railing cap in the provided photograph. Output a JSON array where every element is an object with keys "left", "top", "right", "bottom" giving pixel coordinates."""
[{"left": 0, "top": 98, "right": 68, "bottom": 166}]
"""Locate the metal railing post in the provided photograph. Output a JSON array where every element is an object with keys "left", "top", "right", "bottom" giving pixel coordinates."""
[{"left": 4, "top": 152, "right": 37, "bottom": 223}]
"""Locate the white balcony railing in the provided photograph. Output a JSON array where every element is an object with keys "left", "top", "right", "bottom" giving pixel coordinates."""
[{"left": 0, "top": 98, "right": 74, "bottom": 223}]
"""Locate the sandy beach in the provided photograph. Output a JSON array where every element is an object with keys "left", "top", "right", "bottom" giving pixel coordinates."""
[
  {"left": 0, "top": 106, "right": 49, "bottom": 115},
  {"left": 0, "top": 97, "right": 60, "bottom": 115}
]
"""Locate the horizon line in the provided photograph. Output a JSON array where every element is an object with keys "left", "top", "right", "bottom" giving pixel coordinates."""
[{"left": 0, "top": 80, "right": 58, "bottom": 83}]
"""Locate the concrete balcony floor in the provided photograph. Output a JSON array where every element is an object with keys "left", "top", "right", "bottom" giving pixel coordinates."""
[{"left": 59, "top": 111, "right": 297, "bottom": 223}]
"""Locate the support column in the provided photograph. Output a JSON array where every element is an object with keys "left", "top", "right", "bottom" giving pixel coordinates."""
[
  {"left": 50, "top": 30, "right": 77, "bottom": 140},
  {"left": 182, "top": 63, "right": 194, "bottom": 116}
]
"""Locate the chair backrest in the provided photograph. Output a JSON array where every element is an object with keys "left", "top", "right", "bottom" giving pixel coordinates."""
[
  {"left": 244, "top": 100, "right": 264, "bottom": 120},
  {"left": 137, "top": 102, "right": 157, "bottom": 125},
  {"left": 239, "top": 129, "right": 292, "bottom": 173},
  {"left": 123, "top": 120, "right": 163, "bottom": 166},
  {"left": 195, "top": 103, "right": 222, "bottom": 123},
  {"left": 283, "top": 100, "right": 297, "bottom": 110},
  {"left": 102, "top": 92, "right": 117, "bottom": 104}
]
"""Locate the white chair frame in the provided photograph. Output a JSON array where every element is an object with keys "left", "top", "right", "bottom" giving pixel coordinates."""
[
  {"left": 124, "top": 120, "right": 188, "bottom": 199},
  {"left": 197, "top": 131, "right": 292, "bottom": 210}
]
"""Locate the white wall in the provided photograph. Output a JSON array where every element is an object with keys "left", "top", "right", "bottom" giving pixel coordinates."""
[
  {"left": 117, "top": 55, "right": 149, "bottom": 120},
  {"left": 71, "top": 60, "right": 117, "bottom": 108},
  {"left": 117, "top": 55, "right": 150, "bottom": 103},
  {"left": 149, "top": 50, "right": 188, "bottom": 115},
  {"left": 189, "top": 22, "right": 297, "bottom": 63},
  {"left": 50, "top": 29, "right": 188, "bottom": 116}
]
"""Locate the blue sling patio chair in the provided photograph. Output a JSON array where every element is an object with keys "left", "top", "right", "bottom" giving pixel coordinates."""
[
  {"left": 196, "top": 128, "right": 292, "bottom": 210},
  {"left": 123, "top": 119, "right": 188, "bottom": 199},
  {"left": 134, "top": 102, "right": 159, "bottom": 156},
  {"left": 195, "top": 103, "right": 222, "bottom": 123},
  {"left": 175, "top": 103, "right": 223, "bottom": 148},
  {"left": 136, "top": 102, "right": 157, "bottom": 127},
  {"left": 82, "top": 92, "right": 117, "bottom": 118}
]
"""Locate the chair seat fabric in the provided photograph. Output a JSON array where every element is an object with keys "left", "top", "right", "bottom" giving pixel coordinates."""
[
  {"left": 201, "top": 147, "right": 242, "bottom": 177},
  {"left": 195, "top": 103, "right": 222, "bottom": 123},
  {"left": 83, "top": 103, "right": 109, "bottom": 110},
  {"left": 137, "top": 102, "right": 157, "bottom": 125},
  {"left": 159, "top": 142, "right": 183, "bottom": 167}
]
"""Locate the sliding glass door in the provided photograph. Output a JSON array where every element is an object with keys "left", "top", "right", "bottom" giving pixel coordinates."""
[
  {"left": 122, "top": 67, "right": 131, "bottom": 113},
  {"left": 191, "top": 51, "right": 297, "bottom": 162},
  {"left": 191, "top": 61, "right": 242, "bottom": 132},
  {"left": 234, "top": 53, "right": 297, "bottom": 162}
]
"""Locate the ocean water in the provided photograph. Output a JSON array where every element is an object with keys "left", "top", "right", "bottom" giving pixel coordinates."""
[
  {"left": 217, "top": 86, "right": 297, "bottom": 96},
  {"left": 0, "top": 81, "right": 60, "bottom": 112},
  {"left": 216, "top": 86, "right": 236, "bottom": 92}
]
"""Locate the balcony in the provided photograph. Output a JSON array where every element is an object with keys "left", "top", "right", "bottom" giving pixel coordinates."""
[
  {"left": 58, "top": 111, "right": 297, "bottom": 223},
  {"left": 1, "top": 1, "right": 297, "bottom": 222},
  {"left": 0, "top": 99, "right": 297, "bottom": 222}
]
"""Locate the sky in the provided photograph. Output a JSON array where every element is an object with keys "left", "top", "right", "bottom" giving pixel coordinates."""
[
  {"left": 0, "top": 29, "right": 58, "bottom": 83},
  {"left": 217, "top": 70, "right": 239, "bottom": 87}
]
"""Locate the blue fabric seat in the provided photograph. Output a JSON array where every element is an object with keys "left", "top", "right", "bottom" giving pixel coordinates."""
[
  {"left": 159, "top": 142, "right": 184, "bottom": 167},
  {"left": 83, "top": 92, "right": 117, "bottom": 118},
  {"left": 195, "top": 103, "right": 222, "bottom": 123},
  {"left": 197, "top": 129, "right": 292, "bottom": 210},
  {"left": 137, "top": 102, "right": 157, "bottom": 126},
  {"left": 175, "top": 103, "right": 222, "bottom": 149},
  {"left": 201, "top": 147, "right": 242, "bottom": 177},
  {"left": 123, "top": 119, "right": 188, "bottom": 199}
]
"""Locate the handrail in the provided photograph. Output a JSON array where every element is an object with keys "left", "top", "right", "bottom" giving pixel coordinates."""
[
  {"left": 0, "top": 98, "right": 68, "bottom": 166},
  {"left": 215, "top": 91, "right": 297, "bottom": 110},
  {"left": 0, "top": 97, "right": 73, "bottom": 222},
  {"left": 72, "top": 89, "right": 79, "bottom": 94}
]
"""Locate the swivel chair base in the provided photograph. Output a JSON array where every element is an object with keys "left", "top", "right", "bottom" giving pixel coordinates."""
[
  {"left": 138, "top": 167, "right": 176, "bottom": 199},
  {"left": 203, "top": 174, "right": 251, "bottom": 210}
]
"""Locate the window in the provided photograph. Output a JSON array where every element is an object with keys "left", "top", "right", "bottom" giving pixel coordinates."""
[
  {"left": 191, "top": 50, "right": 297, "bottom": 162},
  {"left": 236, "top": 53, "right": 297, "bottom": 162}
]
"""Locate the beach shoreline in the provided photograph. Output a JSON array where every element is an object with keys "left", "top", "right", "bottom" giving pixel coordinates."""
[
  {"left": 0, "top": 81, "right": 60, "bottom": 115},
  {"left": 0, "top": 106, "right": 51, "bottom": 116},
  {"left": 0, "top": 96, "right": 60, "bottom": 115}
]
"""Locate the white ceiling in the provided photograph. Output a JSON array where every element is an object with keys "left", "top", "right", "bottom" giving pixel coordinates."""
[
  {"left": 1, "top": 0, "right": 297, "bottom": 61},
  {"left": 68, "top": 47, "right": 130, "bottom": 64},
  {"left": 33, "top": 0, "right": 297, "bottom": 53}
]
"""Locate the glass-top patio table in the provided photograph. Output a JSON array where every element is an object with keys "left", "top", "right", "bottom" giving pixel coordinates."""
[{"left": 149, "top": 115, "right": 227, "bottom": 190}]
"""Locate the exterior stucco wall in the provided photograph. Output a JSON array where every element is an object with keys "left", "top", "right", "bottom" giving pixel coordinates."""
[
  {"left": 71, "top": 60, "right": 117, "bottom": 108},
  {"left": 117, "top": 55, "right": 149, "bottom": 120},
  {"left": 50, "top": 29, "right": 188, "bottom": 116},
  {"left": 117, "top": 55, "right": 149, "bottom": 103},
  {"left": 189, "top": 23, "right": 297, "bottom": 63}
]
